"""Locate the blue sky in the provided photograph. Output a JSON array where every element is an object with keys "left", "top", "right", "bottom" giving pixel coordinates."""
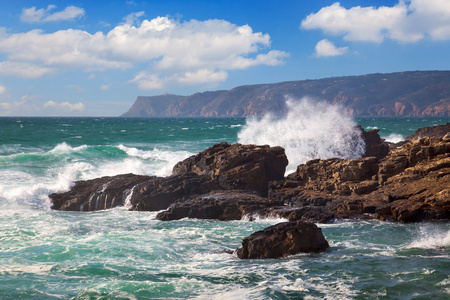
[{"left": 0, "top": 0, "right": 449, "bottom": 116}]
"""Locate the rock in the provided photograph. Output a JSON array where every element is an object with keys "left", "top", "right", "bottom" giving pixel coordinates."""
[
  {"left": 172, "top": 142, "right": 288, "bottom": 196},
  {"left": 156, "top": 190, "right": 283, "bottom": 221},
  {"left": 405, "top": 123, "right": 450, "bottom": 140},
  {"left": 236, "top": 221, "right": 329, "bottom": 259},
  {"left": 270, "top": 134, "right": 450, "bottom": 222},
  {"left": 128, "top": 173, "right": 222, "bottom": 211},
  {"left": 283, "top": 156, "right": 379, "bottom": 196},
  {"left": 262, "top": 206, "right": 335, "bottom": 223},
  {"left": 357, "top": 125, "right": 390, "bottom": 159},
  {"left": 49, "top": 174, "right": 152, "bottom": 211}
]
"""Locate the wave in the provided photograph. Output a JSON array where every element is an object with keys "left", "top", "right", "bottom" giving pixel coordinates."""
[
  {"left": 0, "top": 142, "right": 194, "bottom": 209},
  {"left": 238, "top": 97, "right": 365, "bottom": 174},
  {"left": 407, "top": 226, "right": 450, "bottom": 250}
]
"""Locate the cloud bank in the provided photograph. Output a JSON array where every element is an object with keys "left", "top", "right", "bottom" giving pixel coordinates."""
[
  {"left": 301, "top": 0, "right": 450, "bottom": 43},
  {"left": 0, "top": 15, "right": 288, "bottom": 89}
]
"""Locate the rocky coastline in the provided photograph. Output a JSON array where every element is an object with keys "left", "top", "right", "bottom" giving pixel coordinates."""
[{"left": 49, "top": 123, "right": 450, "bottom": 258}]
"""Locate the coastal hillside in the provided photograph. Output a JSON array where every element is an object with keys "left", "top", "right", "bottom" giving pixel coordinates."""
[{"left": 121, "top": 71, "right": 450, "bottom": 117}]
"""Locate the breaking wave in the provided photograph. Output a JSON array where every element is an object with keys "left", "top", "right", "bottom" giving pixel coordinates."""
[{"left": 238, "top": 97, "right": 365, "bottom": 174}]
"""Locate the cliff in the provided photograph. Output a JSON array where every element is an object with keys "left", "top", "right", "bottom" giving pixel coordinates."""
[{"left": 121, "top": 71, "right": 450, "bottom": 117}]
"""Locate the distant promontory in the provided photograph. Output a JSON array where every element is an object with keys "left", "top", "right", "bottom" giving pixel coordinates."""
[{"left": 121, "top": 71, "right": 450, "bottom": 117}]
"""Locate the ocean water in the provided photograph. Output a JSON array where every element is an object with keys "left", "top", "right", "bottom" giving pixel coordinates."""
[{"left": 1, "top": 104, "right": 449, "bottom": 299}]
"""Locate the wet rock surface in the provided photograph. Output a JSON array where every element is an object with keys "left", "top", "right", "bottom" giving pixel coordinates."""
[
  {"left": 156, "top": 190, "right": 283, "bottom": 221},
  {"left": 49, "top": 174, "right": 152, "bottom": 211},
  {"left": 236, "top": 221, "right": 329, "bottom": 259}
]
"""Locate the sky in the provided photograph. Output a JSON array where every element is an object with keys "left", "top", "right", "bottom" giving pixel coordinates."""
[{"left": 0, "top": 0, "right": 449, "bottom": 116}]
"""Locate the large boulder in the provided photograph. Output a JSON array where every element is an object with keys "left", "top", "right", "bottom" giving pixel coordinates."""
[
  {"left": 156, "top": 190, "right": 283, "bottom": 221},
  {"left": 172, "top": 142, "right": 288, "bottom": 196},
  {"left": 236, "top": 221, "right": 329, "bottom": 259}
]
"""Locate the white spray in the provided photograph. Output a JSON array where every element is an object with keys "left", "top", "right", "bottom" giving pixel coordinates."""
[{"left": 238, "top": 97, "right": 365, "bottom": 174}]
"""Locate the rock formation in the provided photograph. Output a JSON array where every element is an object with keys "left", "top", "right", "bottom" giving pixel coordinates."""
[
  {"left": 269, "top": 134, "right": 450, "bottom": 222},
  {"left": 49, "top": 124, "right": 449, "bottom": 224},
  {"left": 49, "top": 143, "right": 288, "bottom": 212},
  {"left": 236, "top": 221, "right": 329, "bottom": 259}
]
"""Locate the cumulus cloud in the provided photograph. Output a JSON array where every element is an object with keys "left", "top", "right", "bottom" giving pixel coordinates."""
[
  {"left": 301, "top": 0, "right": 450, "bottom": 43},
  {"left": 21, "top": 5, "right": 85, "bottom": 23},
  {"left": 0, "top": 83, "right": 6, "bottom": 95},
  {"left": 314, "top": 39, "right": 348, "bottom": 57},
  {"left": 0, "top": 16, "right": 288, "bottom": 89}
]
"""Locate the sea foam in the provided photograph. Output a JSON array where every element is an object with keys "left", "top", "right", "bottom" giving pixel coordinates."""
[{"left": 238, "top": 97, "right": 365, "bottom": 174}]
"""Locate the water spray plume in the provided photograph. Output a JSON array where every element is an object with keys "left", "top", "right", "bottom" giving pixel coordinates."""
[{"left": 238, "top": 97, "right": 365, "bottom": 174}]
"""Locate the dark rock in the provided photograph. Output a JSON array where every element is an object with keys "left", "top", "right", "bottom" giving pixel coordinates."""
[
  {"left": 405, "top": 123, "right": 450, "bottom": 140},
  {"left": 270, "top": 134, "right": 450, "bottom": 222},
  {"left": 262, "top": 206, "right": 335, "bottom": 223},
  {"left": 128, "top": 173, "right": 222, "bottom": 211},
  {"left": 236, "top": 221, "right": 329, "bottom": 259},
  {"left": 172, "top": 142, "right": 288, "bottom": 196},
  {"left": 49, "top": 174, "right": 152, "bottom": 211},
  {"left": 357, "top": 125, "right": 390, "bottom": 159},
  {"left": 156, "top": 190, "right": 283, "bottom": 221}
]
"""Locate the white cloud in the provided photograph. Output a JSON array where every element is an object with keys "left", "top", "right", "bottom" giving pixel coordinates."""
[
  {"left": 21, "top": 5, "right": 85, "bottom": 23},
  {"left": 0, "top": 97, "right": 86, "bottom": 116},
  {"left": 123, "top": 11, "right": 145, "bottom": 25},
  {"left": 0, "top": 16, "right": 288, "bottom": 89},
  {"left": 314, "top": 39, "right": 348, "bottom": 57},
  {"left": 301, "top": 0, "right": 450, "bottom": 43},
  {"left": 44, "top": 100, "right": 85, "bottom": 111},
  {"left": 178, "top": 69, "right": 228, "bottom": 84},
  {"left": 0, "top": 83, "right": 6, "bottom": 95},
  {"left": 100, "top": 84, "right": 111, "bottom": 90},
  {"left": 0, "top": 61, "right": 54, "bottom": 78}
]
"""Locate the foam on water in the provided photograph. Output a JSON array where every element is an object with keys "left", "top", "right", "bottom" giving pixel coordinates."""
[
  {"left": 238, "top": 97, "right": 365, "bottom": 174},
  {"left": 384, "top": 133, "right": 404, "bottom": 143},
  {"left": 116, "top": 144, "right": 193, "bottom": 176}
]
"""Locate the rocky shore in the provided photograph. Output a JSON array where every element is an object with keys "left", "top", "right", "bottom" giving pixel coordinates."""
[{"left": 49, "top": 123, "right": 450, "bottom": 258}]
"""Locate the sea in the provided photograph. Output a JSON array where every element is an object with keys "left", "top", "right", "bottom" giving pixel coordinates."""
[{"left": 1, "top": 100, "right": 449, "bottom": 299}]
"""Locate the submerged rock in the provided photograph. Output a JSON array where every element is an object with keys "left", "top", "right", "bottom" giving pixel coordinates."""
[{"left": 236, "top": 221, "right": 329, "bottom": 259}]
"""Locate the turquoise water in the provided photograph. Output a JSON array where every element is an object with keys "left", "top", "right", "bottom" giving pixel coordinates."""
[{"left": 1, "top": 115, "right": 449, "bottom": 299}]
